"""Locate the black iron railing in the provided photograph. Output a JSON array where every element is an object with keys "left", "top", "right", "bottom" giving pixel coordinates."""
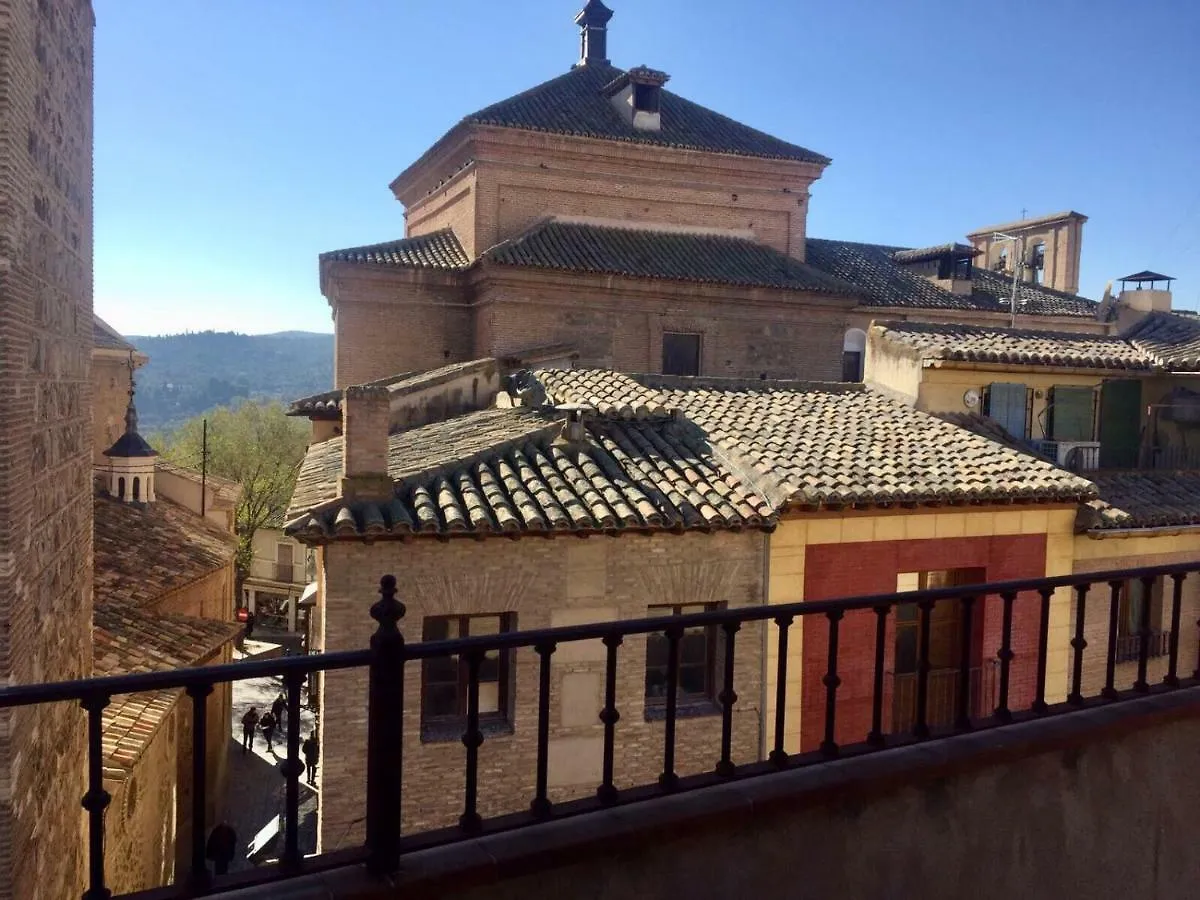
[
  {"left": 2, "top": 565, "right": 1200, "bottom": 897},
  {"left": 887, "top": 663, "right": 998, "bottom": 733},
  {"left": 1114, "top": 629, "right": 1172, "bottom": 664}
]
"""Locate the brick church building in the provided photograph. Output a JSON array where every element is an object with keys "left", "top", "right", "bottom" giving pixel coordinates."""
[{"left": 319, "top": 1, "right": 1110, "bottom": 393}]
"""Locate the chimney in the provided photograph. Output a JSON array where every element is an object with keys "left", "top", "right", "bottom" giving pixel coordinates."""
[
  {"left": 1115, "top": 270, "right": 1174, "bottom": 330},
  {"left": 575, "top": 0, "right": 613, "bottom": 67},
  {"left": 340, "top": 384, "right": 393, "bottom": 501}
]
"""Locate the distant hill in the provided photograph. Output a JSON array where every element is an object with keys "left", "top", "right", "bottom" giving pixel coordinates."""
[{"left": 127, "top": 331, "right": 334, "bottom": 432}]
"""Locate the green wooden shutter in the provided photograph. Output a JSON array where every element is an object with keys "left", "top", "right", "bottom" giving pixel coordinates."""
[
  {"left": 1099, "top": 380, "right": 1142, "bottom": 468},
  {"left": 986, "top": 383, "right": 1027, "bottom": 439},
  {"left": 1050, "top": 386, "right": 1095, "bottom": 442}
]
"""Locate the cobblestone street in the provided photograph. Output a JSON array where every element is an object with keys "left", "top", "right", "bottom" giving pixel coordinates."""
[{"left": 222, "top": 638, "right": 319, "bottom": 873}]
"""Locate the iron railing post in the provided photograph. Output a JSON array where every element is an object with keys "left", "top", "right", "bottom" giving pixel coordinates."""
[{"left": 365, "top": 575, "right": 406, "bottom": 877}]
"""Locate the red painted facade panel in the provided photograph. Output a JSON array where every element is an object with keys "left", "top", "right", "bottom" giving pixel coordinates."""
[{"left": 798, "top": 532, "right": 1047, "bottom": 751}]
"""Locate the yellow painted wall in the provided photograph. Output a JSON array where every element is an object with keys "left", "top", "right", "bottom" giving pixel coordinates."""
[
  {"left": 917, "top": 367, "right": 1108, "bottom": 440},
  {"left": 765, "top": 506, "right": 1077, "bottom": 753}
]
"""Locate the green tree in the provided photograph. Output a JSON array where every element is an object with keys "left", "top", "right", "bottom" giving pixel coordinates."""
[{"left": 156, "top": 400, "right": 309, "bottom": 585}]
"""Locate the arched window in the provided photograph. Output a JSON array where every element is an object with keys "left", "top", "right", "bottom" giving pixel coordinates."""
[
  {"left": 117, "top": 477, "right": 126, "bottom": 500},
  {"left": 132, "top": 477, "right": 141, "bottom": 501},
  {"left": 842, "top": 329, "right": 867, "bottom": 382}
]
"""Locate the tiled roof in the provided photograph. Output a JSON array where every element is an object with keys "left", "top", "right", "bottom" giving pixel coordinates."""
[
  {"left": 459, "top": 62, "right": 829, "bottom": 164},
  {"left": 533, "top": 368, "right": 671, "bottom": 418},
  {"left": 483, "top": 220, "right": 857, "bottom": 294},
  {"left": 93, "top": 494, "right": 237, "bottom": 609},
  {"left": 1083, "top": 471, "right": 1200, "bottom": 530},
  {"left": 286, "top": 405, "right": 771, "bottom": 540},
  {"left": 1125, "top": 312, "right": 1200, "bottom": 372},
  {"left": 288, "top": 359, "right": 495, "bottom": 419},
  {"left": 320, "top": 228, "right": 469, "bottom": 270},
  {"left": 805, "top": 238, "right": 1102, "bottom": 318},
  {"left": 93, "top": 314, "right": 137, "bottom": 352},
  {"left": 94, "top": 605, "right": 239, "bottom": 780},
  {"left": 542, "top": 371, "right": 1096, "bottom": 508},
  {"left": 891, "top": 243, "right": 979, "bottom": 264},
  {"left": 874, "top": 321, "right": 1154, "bottom": 370}
]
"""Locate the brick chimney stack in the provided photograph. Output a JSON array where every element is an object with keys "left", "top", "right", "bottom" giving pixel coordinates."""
[{"left": 340, "top": 385, "right": 394, "bottom": 501}]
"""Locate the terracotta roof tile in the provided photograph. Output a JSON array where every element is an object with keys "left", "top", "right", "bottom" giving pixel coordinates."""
[
  {"left": 93, "top": 494, "right": 237, "bottom": 609},
  {"left": 483, "top": 220, "right": 856, "bottom": 294},
  {"left": 93, "top": 606, "right": 239, "bottom": 780},
  {"left": 458, "top": 62, "right": 829, "bottom": 164},
  {"left": 1125, "top": 311, "right": 1200, "bottom": 372},
  {"left": 805, "top": 238, "right": 1102, "bottom": 318},
  {"left": 1082, "top": 471, "right": 1200, "bottom": 530},
  {"left": 93, "top": 314, "right": 137, "bottom": 352},
  {"left": 635, "top": 374, "right": 1096, "bottom": 509},
  {"left": 875, "top": 321, "right": 1154, "bottom": 370},
  {"left": 286, "top": 406, "right": 771, "bottom": 540},
  {"left": 320, "top": 228, "right": 469, "bottom": 270},
  {"left": 288, "top": 358, "right": 497, "bottom": 419}
]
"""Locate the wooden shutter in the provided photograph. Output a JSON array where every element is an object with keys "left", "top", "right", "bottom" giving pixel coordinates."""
[
  {"left": 985, "top": 383, "right": 1028, "bottom": 439},
  {"left": 1049, "top": 386, "right": 1095, "bottom": 442},
  {"left": 1098, "top": 380, "right": 1141, "bottom": 468}
]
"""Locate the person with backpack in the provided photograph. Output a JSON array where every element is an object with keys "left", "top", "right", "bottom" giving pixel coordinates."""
[
  {"left": 259, "top": 709, "right": 278, "bottom": 753},
  {"left": 240, "top": 707, "right": 259, "bottom": 754},
  {"left": 301, "top": 732, "right": 320, "bottom": 786}
]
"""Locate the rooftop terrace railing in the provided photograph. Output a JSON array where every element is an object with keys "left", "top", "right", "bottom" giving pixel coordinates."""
[{"left": 4, "top": 563, "right": 1200, "bottom": 897}]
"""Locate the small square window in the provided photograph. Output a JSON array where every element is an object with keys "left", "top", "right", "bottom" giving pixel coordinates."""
[
  {"left": 421, "top": 613, "right": 516, "bottom": 740},
  {"left": 662, "top": 332, "right": 701, "bottom": 377},
  {"left": 645, "top": 603, "right": 724, "bottom": 717},
  {"left": 633, "top": 83, "right": 661, "bottom": 113}
]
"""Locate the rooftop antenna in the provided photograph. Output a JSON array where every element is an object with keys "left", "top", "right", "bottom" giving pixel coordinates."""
[{"left": 992, "top": 231, "right": 1024, "bottom": 328}]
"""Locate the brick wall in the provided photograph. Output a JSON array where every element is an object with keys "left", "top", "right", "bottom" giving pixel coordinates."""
[
  {"left": 329, "top": 278, "right": 471, "bottom": 389},
  {"left": 0, "top": 2, "right": 94, "bottom": 897},
  {"left": 1073, "top": 548, "right": 1200, "bottom": 697},
  {"left": 799, "top": 533, "right": 1047, "bottom": 751},
  {"left": 316, "top": 530, "right": 766, "bottom": 847},
  {"left": 399, "top": 130, "right": 822, "bottom": 261},
  {"left": 92, "top": 354, "right": 130, "bottom": 464},
  {"left": 477, "top": 274, "right": 849, "bottom": 380}
]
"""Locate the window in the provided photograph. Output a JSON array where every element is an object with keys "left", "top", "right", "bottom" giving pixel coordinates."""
[
  {"left": 995, "top": 247, "right": 1009, "bottom": 272},
  {"left": 132, "top": 476, "right": 141, "bottom": 501},
  {"left": 633, "top": 82, "right": 661, "bottom": 113},
  {"left": 1030, "top": 242, "right": 1046, "bottom": 285},
  {"left": 421, "top": 613, "right": 515, "bottom": 738},
  {"left": 1116, "top": 578, "right": 1166, "bottom": 662},
  {"left": 842, "top": 328, "right": 867, "bottom": 382},
  {"left": 983, "top": 382, "right": 1031, "bottom": 440},
  {"left": 1048, "top": 386, "right": 1095, "bottom": 442},
  {"left": 645, "top": 603, "right": 723, "bottom": 714},
  {"left": 662, "top": 332, "right": 701, "bottom": 376},
  {"left": 117, "top": 476, "right": 126, "bottom": 500}
]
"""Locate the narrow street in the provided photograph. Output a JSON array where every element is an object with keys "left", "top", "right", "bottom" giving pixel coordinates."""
[{"left": 222, "top": 636, "right": 320, "bottom": 873}]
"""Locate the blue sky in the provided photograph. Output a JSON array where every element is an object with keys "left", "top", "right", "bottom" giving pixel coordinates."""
[{"left": 95, "top": 0, "right": 1200, "bottom": 336}]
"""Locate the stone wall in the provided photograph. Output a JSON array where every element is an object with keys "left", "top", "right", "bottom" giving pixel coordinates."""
[
  {"left": 92, "top": 353, "right": 131, "bottom": 464},
  {"left": 105, "top": 706, "right": 179, "bottom": 894},
  {"left": 411, "top": 689, "right": 1200, "bottom": 900},
  {"left": 0, "top": 1, "right": 94, "bottom": 897},
  {"left": 316, "top": 530, "right": 766, "bottom": 849}
]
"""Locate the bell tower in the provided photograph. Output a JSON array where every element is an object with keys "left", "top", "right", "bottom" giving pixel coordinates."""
[{"left": 102, "top": 354, "right": 158, "bottom": 503}]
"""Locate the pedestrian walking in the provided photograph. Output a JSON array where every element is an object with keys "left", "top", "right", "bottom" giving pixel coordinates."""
[
  {"left": 245, "top": 609, "right": 256, "bottom": 639},
  {"left": 301, "top": 732, "right": 319, "bottom": 786},
  {"left": 271, "top": 692, "right": 286, "bottom": 727},
  {"left": 205, "top": 822, "right": 237, "bottom": 876},
  {"left": 260, "top": 710, "right": 278, "bottom": 753},
  {"left": 240, "top": 707, "right": 259, "bottom": 754}
]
